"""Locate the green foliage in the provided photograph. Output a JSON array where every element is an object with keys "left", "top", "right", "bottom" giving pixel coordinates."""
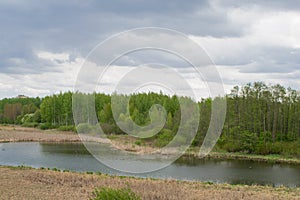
[
  {"left": 100, "top": 123, "right": 119, "bottom": 134},
  {"left": 38, "top": 123, "right": 54, "bottom": 130},
  {"left": 1, "top": 82, "right": 300, "bottom": 157},
  {"left": 21, "top": 113, "right": 35, "bottom": 123},
  {"left": 255, "top": 140, "right": 300, "bottom": 157},
  {"left": 0, "top": 96, "right": 41, "bottom": 123},
  {"left": 76, "top": 123, "right": 94, "bottom": 134},
  {"left": 154, "top": 128, "right": 174, "bottom": 147},
  {"left": 90, "top": 187, "right": 141, "bottom": 200},
  {"left": 58, "top": 125, "right": 75, "bottom": 132},
  {"left": 134, "top": 140, "right": 142, "bottom": 146},
  {"left": 239, "top": 131, "right": 258, "bottom": 153},
  {"left": 21, "top": 122, "right": 39, "bottom": 128}
]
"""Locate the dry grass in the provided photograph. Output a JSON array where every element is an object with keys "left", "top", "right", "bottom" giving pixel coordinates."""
[
  {"left": 0, "top": 125, "right": 81, "bottom": 143},
  {"left": 0, "top": 166, "right": 299, "bottom": 200},
  {"left": 0, "top": 125, "right": 111, "bottom": 144}
]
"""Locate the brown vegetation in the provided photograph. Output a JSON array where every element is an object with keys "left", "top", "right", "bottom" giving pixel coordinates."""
[
  {"left": 0, "top": 166, "right": 299, "bottom": 200},
  {"left": 0, "top": 125, "right": 81, "bottom": 143}
]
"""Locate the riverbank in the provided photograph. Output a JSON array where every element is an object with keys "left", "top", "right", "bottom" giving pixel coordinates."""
[
  {"left": 0, "top": 166, "right": 299, "bottom": 200},
  {"left": 0, "top": 125, "right": 110, "bottom": 144},
  {"left": 0, "top": 125, "right": 300, "bottom": 165},
  {"left": 0, "top": 125, "right": 80, "bottom": 142}
]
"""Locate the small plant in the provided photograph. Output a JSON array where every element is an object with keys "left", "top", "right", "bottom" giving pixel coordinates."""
[
  {"left": 134, "top": 140, "right": 141, "bottom": 146},
  {"left": 204, "top": 181, "right": 214, "bottom": 185},
  {"left": 90, "top": 187, "right": 141, "bottom": 200},
  {"left": 86, "top": 171, "right": 93, "bottom": 174}
]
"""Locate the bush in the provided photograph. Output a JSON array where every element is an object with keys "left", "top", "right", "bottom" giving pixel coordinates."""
[
  {"left": 100, "top": 123, "right": 117, "bottom": 134},
  {"left": 220, "top": 131, "right": 258, "bottom": 154},
  {"left": 58, "top": 125, "right": 75, "bottom": 132},
  {"left": 222, "top": 140, "right": 241, "bottom": 152},
  {"left": 90, "top": 187, "right": 141, "bottom": 200},
  {"left": 22, "top": 122, "right": 39, "bottom": 128},
  {"left": 21, "top": 113, "right": 35, "bottom": 123},
  {"left": 38, "top": 123, "right": 56, "bottom": 130},
  {"left": 154, "top": 128, "right": 174, "bottom": 147},
  {"left": 134, "top": 140, "right": 141, "bottom": 146},
  {"left": 76, "top": 123, "right": 94, "bottom": 133}
]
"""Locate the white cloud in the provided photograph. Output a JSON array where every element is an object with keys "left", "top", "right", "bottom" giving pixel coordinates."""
[
  {"left": 37, "top": 51, "right": 70, "bottom": 63},
  {"left": 0, "top": 51, "right": 83, "bottom": 98},
  {"left": 191, "top": 9, "right": 300, "bottom": 63}
]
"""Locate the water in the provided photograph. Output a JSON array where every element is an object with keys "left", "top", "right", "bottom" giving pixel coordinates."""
[{"left": 1, "top": 142, "right": 300, "bottom": 187}]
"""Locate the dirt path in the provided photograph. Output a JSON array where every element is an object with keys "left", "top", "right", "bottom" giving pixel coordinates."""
[{"left": 0, "top": 166, "right": 299, "bottom": 200}]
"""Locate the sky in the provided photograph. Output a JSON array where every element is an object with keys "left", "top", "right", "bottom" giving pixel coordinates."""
[{"left": 1, "top": 0, "right": 300, "bottom": 99}]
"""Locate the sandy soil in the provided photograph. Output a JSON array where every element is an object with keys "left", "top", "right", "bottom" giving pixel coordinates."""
[{"left": 0, "top": 166, "right": 299, "bottom": 200}]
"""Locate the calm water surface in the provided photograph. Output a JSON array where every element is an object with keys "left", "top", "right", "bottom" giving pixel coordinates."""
[{"left": 1, "top": 142, "right": 299, "bottom": 187}]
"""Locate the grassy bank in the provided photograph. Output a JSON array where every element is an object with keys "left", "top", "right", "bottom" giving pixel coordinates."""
[
  {"left": 0, "top": 166, "right": 299, "bottom": 200},
  {"left": 107, "top": 134, "right": 300, "bottom": 165},
  {"left": 183, "top": 147, "right": 300, "bottom": 165}
]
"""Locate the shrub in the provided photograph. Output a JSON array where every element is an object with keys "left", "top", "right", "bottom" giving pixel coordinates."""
[
  {"left": 90, "top": 187, "right": 141, "bottom": 200},
  {"left": 58, "top": 125, "right": 75, "bottom": 132},
  {"left": 22, "top": 122, "right": 39, "bottom": 128},
  {"left": 76, "top": 123, "right": 93, "bottom": 133},
  {"left": 154, "top": 128, "right": 174, "bottom": 147},
  {"left": 134, "top": 140, "right": 141, "bottom": 146},
  {"left": 38, "top": 123, "right": 56, "bottom": 130},
  {"left": 222, "top": 140, "right": 241, "bottom": 152},
  {"left": 100, "top": 123, "right": 117, "bottom": 134}
]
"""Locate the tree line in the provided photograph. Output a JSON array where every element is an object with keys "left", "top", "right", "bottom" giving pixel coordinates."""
[{"left": 0, "top": 82, "right": 299, "bottom": 156}]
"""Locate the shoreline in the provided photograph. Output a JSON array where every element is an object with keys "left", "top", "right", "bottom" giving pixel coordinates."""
[
  {"left": 0, "top": 125, "right": 300, "bottom": 165},
  {"left": 182, "top": 151, "right": 300, "bottom": 165},
  {"left": 0, "top": 165, "right": 299, "bottom": 200}
]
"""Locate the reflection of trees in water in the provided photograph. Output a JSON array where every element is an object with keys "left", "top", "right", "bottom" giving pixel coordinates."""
[
  {"left": 175, "top": 156, "right": 208, "bottom": 166},
  {"left": 40, "top": 143, "right": 90, "bottom": 155}
]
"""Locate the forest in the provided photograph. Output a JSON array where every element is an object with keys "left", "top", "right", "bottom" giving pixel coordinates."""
[{"left": 0, "top": 82, "right": 299, "bottom": 157}]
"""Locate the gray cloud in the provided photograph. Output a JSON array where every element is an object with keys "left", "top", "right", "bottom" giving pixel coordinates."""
[
  {"left": 217, "top": 0, "right": 300, "bottom": 11},
  {"left": 0, "top": 0, "right": 244, "bottom": 74},
  {"left": 0, "top": 0, "right": 300, "bottom": 98}
]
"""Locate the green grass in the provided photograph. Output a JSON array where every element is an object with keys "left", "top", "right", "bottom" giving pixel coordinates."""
[
  {"left": 90, "top": 187, "right": 141, "bottom": 200},
  {"left": 57, "top": 125, "right": 75, "bottom": 132}
]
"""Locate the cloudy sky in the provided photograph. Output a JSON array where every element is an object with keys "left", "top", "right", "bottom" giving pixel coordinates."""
[{"left": 1, "top": 0, "right": 300, "bottom": 99}]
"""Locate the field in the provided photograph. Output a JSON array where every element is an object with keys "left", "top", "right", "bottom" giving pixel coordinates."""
[{"left": 1, "top": 166, "right": 299, "bottom": 200}]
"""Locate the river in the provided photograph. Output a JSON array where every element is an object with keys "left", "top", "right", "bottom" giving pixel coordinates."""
[{"left": 1, "top": 142, "right": 299, "bottom": 187}]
